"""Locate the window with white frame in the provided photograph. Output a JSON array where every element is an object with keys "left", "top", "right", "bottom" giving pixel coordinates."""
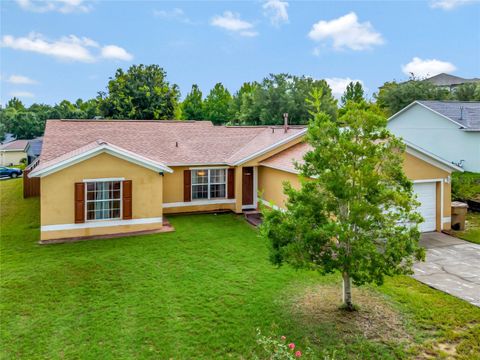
[
  {"left": 85, "top": 180, "right": 122, "bottom": 220},
  {"left": 191, "top": 169, "right": 226, "bottom": 200}
]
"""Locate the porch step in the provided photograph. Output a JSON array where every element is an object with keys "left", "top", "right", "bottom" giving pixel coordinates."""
[{"left": 244, "top": 211, "right": 263, "bottom": 227}]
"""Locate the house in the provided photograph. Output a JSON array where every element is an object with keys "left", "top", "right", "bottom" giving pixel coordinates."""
[
  {"left": 26, "top": 137, "right": 43, "bottom": 165},
  {"left": 29, "top": 119, "right": 461, "bottom": 243},
  {"left": 0, "top": 139, "right": 28, "bottom": 166},
  {"left": 387, "top": 101, "right": 480, "bottom": 172},
  {"left": 423, "top": 73, "right": 479, "bottom": 90}
]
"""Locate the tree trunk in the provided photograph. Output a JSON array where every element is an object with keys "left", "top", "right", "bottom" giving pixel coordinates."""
[{"left": 342, "top": 272, "right": 355, "bottom": 311}]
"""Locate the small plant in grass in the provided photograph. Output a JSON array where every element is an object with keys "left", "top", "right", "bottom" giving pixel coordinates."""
[{"left": 254, "top": 329, "right": 334, "bottom": 360}]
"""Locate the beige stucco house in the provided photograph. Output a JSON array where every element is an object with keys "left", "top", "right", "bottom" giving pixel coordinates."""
[
  {"left": 29, "top": 119, "right": 461, "bottom": 243},
  {"left": 0, "top": 139, "right": 28, "bottom": 166}
]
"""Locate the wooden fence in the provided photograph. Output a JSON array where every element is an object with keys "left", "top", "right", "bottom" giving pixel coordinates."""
[{"left": 23, "top": 158, "right": 40, "bottom": 198}]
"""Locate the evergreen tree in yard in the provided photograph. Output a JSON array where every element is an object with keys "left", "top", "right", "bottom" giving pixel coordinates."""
[
  {"left": 260, "top": 90, "right": 424, "bottom": 311},
  {"left": 181, "top": 84, "right": 204, "bottom": 120},
  {"left": 341, "top": 81, "right": 365, "bottom": 105},
  {"left": 203, "top": 83, "right": 232, "bottom": 125}
]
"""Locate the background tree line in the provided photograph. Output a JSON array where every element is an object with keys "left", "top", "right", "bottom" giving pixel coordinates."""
[{"left": 1, "top": 63, "right": 479, "bottom": 140}]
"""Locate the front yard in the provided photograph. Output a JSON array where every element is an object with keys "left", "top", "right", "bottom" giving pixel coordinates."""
[{"left": 1, "top": 179, "right": 479, "bottom": 359}]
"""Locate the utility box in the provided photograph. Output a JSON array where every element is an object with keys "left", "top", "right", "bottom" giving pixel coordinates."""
[{"left": 451, "top": 201, "right": 468, "bottom": 231}]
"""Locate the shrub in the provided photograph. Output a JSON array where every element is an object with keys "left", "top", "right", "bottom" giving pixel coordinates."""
[
  {"left": 254, "top": 329, "right": 334, "bottom": 360},
  {"left": 452, "top": 172, "right": 480, "bottom": 201}
]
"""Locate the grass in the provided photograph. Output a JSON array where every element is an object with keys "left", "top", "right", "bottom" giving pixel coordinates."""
[
  {"left": 1, "top": 178, "right": 479, "bottom": 359},
  {"left": 448, "top": 212, "right": 480, "bottom": 245}
]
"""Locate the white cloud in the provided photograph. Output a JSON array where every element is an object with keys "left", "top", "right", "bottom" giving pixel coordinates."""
[
  {"left": 263, "top": 0, "right": 289, "bottom": 26},
  {"left": 6, "top": 75, "right": 37, "bottom": 85},
  {"left": 10, "top": 91, "right": 34, "bottom": 98},
  {"left": 100, "top": 45, "right": 134, "bottom": 61},
  {"left": 15, "top": 0, "right": 92, "bottom": 13},
  {"left": 153, "top": 8, "right": 193, "bottom": 24},
  {"left": 211, "top": 11, "right": 258, "bottom": 37},
  {"left": 1, "top": 33, "right": 133, "bottom": 63},
  {"left": 308, "top": 12, "right": 384, "bottom": 51},
  {"left": 401, "top": 57, "right": 457, "bottom": 77},
  {"left": 430, "top": 0, "right": 475, "bottom": 10},
  {"left": 325, "top": 77, "right": 365, "bottom": 97}
]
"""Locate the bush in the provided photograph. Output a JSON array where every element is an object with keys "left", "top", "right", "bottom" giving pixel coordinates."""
[
  {"left": 254, "top": 329, "right": 335, "bottom": 360},
  {"left": 451, "top": 172, "right": 480, "bottom": 201}
]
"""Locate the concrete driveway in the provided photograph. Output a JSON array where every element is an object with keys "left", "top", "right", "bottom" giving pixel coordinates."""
[{"left": 413, "top": 232, "right": 480, "bottom": 307}]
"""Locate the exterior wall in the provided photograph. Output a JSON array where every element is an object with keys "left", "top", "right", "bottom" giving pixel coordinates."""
[
  {"left": 40, "top": 153, "right": 163, "bottom": 240},
  {"left": 258, "top": 153, "right": 452, "bottom": 231},
  {"left": 0, "top": 150, "right": 27, "bottom": 166},
  {"left": 258, "top": 166, "right": 301, "bottom": 210},
  {"left": 162, "top": 166, "right": 236, "bottom": 213},
  {"left": 241, "top": 136, "right": 304, "bottom": 167},
  {"left": 388, "top": 104, "right": 480, "bottom": 172},
  {"left": 403, "top": 152, "right": 452, "bottom": 230}
]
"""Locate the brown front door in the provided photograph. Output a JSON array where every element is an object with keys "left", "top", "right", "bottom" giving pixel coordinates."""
[{"left": 242, "top": 167, "right": 254, "bottom": 206}]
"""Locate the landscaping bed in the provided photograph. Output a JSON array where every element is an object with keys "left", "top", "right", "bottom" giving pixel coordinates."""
[{"left": 1, "top": 179, "right": 479, "bottom": 359}]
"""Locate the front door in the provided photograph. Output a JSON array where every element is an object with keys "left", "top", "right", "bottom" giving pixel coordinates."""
[{"left": 242, "top": 167, "right": 254, "bottom": 206}]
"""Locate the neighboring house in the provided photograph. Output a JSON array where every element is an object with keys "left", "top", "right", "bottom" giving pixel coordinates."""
[
  {"left": 29, "top": 119, "right": 461, "bottom": 243},
  {"left": 0, "top": 140, "right": 28, "bottom": 166},
  {"left": 1, "top": 133, "right": 16, "bottom": 145},
  {"left": 423, "top": 73, "right": 479, "bottom": 90},
  {"left": 26, "top": 137, "right": 43, "bottom": 165},
  {"left": 388, "top": 101, "right": 480, "bottom": 172}
]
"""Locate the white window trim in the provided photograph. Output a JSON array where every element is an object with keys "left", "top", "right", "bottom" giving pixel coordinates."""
[
  {"left": 163, "top": 199, "right": 235, "bottom": 208},
  {"left": 191, "top": 168, "right": 228, "bottom": 201},
  {"left": 84, "top": 179, "right": 123, "bottom": 222}
]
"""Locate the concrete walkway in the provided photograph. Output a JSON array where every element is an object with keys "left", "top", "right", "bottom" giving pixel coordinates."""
[{"left": 413, "top": 232, "right": 480, "bottom": 307}]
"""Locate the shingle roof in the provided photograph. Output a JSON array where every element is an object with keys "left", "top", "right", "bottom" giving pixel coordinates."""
[
  {"left": 260, "top": 142, "right": 311, "bottom": 173},
  {"left": 36, "top": 120, "right": 306, "bottom": 172},
  {"left": 417, "top": 101, "right": 480, "bottom": 130},
  {"left": 424, "top": 73, "right": 479, "bottom": 87},
  {"left": 0, "top": 139, "right": 29, "bottom": 151},
  {"left": 27, "top": 137, "right": 43, "bottom": 156}
]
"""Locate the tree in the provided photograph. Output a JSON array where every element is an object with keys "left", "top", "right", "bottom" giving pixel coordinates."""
[
  {"left": 453, "top": 83, "right": 480, "bottom": 101},
  {"left": 260, "top": 92, "right": 424, "bottom": 310},
  {"left": 203, "top": 83, "right": 232, "bottom": 125},
  {"left": 98, "top": 64, "right": 180, "bottom": 120},
  {"left": 375, "top": 78, "right": 452, "bottom": 115},
  {"left": 341, "top": 81, "right": 365, "bottom": 105},
  {"left": 181, "top": 84, "right": 204, "bottom": 120},
  {"left": 7, "top": 111, "right": 44, "bottom": 139}
]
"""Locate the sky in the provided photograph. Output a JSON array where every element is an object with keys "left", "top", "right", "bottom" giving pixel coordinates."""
[{"left": 1, "top": 0, "right": 479, "bottom": 106}]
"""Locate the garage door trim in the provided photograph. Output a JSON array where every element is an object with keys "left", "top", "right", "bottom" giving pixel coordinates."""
[{"left": 412, "top": 179, "right": 444, "bottom": 232}]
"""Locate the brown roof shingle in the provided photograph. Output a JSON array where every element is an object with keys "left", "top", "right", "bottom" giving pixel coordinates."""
[{"left": 37, "top": 120, "right": 306, "bottom": 171}]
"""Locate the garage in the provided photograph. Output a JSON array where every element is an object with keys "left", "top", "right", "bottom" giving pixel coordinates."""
[{"left": 413, "top": 182, "right": 437, "bottom": 232}]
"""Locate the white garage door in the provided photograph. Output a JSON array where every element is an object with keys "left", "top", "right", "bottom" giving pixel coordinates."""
[{"left": 413, "top": 182, "right": 437, "bottom": 232}]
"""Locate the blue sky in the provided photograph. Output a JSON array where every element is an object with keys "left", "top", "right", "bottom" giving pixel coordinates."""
[{"left": 1, "top": 0, "right": 479, "bottom": 106}]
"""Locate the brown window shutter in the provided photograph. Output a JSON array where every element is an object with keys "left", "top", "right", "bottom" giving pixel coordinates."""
[
  {"left": 74, "top": 182, "right": 85, "bottom": 224},
  {"left": 123, "top": 180, "right": 132, "bottom": 220},
  {"left": 228, "top": 168, "right": 235, "bottom": 199},
  {"left": 184, "top": 170, "right": 192, "bottom": 202}
]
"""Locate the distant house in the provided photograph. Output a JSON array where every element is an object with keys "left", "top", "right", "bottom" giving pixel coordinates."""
[
  {"left": 0, "top": 140, "right": 28, "bottom": 166},
  {"left": 424, "top": 73, "right": 479, "bottom": 90},
  {"left": 388, "top": 101, "right": 480, "bottom": 172},
  {"left": 26, "top": 137, "right": 43, "bottom": 165},
  {"left": 1, "top": 133, "right": 16, "bottom": 145},
  {"left": 28, "top": 119, "right": 460, "bottom": 243}
]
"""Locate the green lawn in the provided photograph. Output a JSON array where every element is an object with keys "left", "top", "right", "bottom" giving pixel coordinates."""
[
  {"left": 1, "top": 179, "right": 479, "bottom": 359},
  {"left": 449, "top": 212, "right": 480, "bottom": 245}
]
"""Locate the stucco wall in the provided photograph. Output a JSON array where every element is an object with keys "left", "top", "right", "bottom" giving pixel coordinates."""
[
  {"left": 388, "top": 104, "right": 480, "bottom": 172},
  {"left": 40, "top": 153, "right": 163, "bottom": 240},
  {"left": 0, "top": 151, "right": 27, "bottom": 166},
  {"left": 258, "top": 166, "right": 301, "bottom": 209},
  {"left": 258, "top": 153, "right": 452, "bottom": 231}
]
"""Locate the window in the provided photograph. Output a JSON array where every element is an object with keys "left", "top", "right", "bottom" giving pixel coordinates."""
[
  {"left": 192, "top": 169, "right": 226, "bottom": 200},
  {"left": 85, "top": 181, "right": 122, "bottom": 221}
]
